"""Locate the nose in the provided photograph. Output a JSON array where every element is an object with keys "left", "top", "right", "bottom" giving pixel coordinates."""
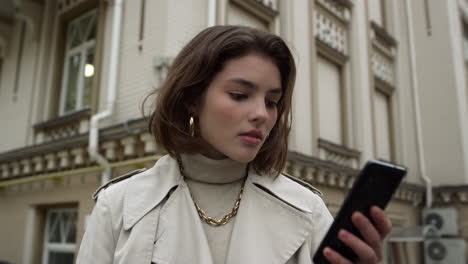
[{"left": 249, "top": 99, "right": 268, "bottom": 124}]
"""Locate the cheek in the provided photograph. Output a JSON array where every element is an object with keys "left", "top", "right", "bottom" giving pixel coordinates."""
[
  {"left": 268, "top": 111, "right": 279, "bottom": 129},
  {"left": 212, "top": 100, "right": 243, "bottom": 123}
]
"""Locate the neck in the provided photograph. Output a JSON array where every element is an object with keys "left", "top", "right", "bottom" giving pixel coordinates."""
[{"left": 179, "top": 153, "right": 248, "bottom": 184}]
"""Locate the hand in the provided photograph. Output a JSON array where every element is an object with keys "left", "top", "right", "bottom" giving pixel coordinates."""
[{"left": 323, "top": 206, "right": 392, "bottom": 264}]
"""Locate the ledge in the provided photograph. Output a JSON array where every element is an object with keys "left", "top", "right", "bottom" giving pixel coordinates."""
[
  {"left": 316, "top": 38, "right": 349, "bottom": 65},
  {"left": 34, "top": 108, "right": 91, "bottom": 130},
  {"left": 287, "top": 151, "right": 425, "bottom": 204},
  {"left": 0, "top": 117, "right": 148, "bottom": 163},
  {"left": 318, "top": 138, "right": 360, "bottom": 159},
  {"left": 374, "top": 77, "right": 395, "bottom": 95},
  {"left": 335, "top": 0, "right": 353, "bottom": 9},
  {"left": 231, "top": 0, "right": 278, "bottom": 20},
  {"left": 370, "top": 21, "right": 397, "bottom": 47}
]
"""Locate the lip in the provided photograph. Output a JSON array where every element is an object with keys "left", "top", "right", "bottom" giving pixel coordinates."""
[{"left": 239, "top": 130, "right": 264, "bottom": 145}]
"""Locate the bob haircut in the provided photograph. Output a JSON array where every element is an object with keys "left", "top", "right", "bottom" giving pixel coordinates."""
[{"left": 146, "top": 25, "right": 296, "bottom": 175}]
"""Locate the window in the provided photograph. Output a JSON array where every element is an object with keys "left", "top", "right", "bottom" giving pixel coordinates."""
[
  {"left": 314, "top": 1, "right": 351, "bottom": 146},
  {"left": 374, "top": 89, "right": 393, "bottom": 161},
  {"left": 59, "top": 9, "right": 97, "bottom": 115},
  {"left": 314, "top": 1, "right": 359, "bottom": 168},
  {"left": 317, "top": 56, "right": 343, "bottom": 145},
  {"left": 41, "top": 208, "right": 78, "bottom": 264}
]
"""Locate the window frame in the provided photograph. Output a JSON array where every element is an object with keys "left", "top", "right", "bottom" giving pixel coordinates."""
[
  {"left": 373, "top": 84, "right": 395, "bottom": 162},
  {"left": 41, "top": 207, "right": 78, "bottom": 264},
  {"left": 58, "top": 9, "right": 97, "bottom": 116},
  {"left": 313, "top": 1, "right": 352, "bottom": 148}
]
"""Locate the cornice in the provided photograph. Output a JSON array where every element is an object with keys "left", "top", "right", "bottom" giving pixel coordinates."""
[
  {"left": 433, "top": 185, "right": 468, "bottom": 204},
  {"left": 0, "top": 120, "right": 427, "bottom": 205},
  {"left": 286, "top": 151, "right": 425, "bottom": 204},
  {"left": 370, "top": 21, "right": 397, "bottom": 48}
]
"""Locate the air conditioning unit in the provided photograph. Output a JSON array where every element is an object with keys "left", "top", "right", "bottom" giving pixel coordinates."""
[
  {"left": 424, "top": 238, "right": 466, "bottom": 264},
  {"left": 422, "top": 207, "right": 459, "bottom": 236}
]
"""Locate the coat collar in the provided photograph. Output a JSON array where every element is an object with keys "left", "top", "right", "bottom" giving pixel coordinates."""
[
  {"left": 124, "top": 155, "right": 321, "bottom": 263},
  {"left": 123, "top": 155, "right": 182, "bottom": 230}
]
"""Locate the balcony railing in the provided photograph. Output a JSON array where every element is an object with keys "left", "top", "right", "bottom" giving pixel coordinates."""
[{"left": 33, "top": 108, "right": 91, "bottom": 144}]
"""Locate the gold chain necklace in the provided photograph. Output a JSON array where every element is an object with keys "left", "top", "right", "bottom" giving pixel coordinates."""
[{"left": 176, "top": 156, "right": 247, "bottom": 226}]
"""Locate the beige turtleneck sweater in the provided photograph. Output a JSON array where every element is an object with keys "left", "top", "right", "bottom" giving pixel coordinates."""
[{"left": 180, "top": 154, "right": 248, "bottom": 264}]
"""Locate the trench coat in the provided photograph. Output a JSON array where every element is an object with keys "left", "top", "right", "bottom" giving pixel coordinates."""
[{"left": 76, "top": 155, "right": 333, "bottom": 264}]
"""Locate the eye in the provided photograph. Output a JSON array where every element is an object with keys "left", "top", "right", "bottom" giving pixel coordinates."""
[
  {"left": 266, "top": 99, "right": 279, "bottom": 109},
  {"left": 229, "top": 92, "right": 248, "bottom": 101}
]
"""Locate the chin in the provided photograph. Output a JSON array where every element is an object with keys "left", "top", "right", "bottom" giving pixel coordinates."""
[{"left": 228, "top": 149, "right": 259, "bottom": 163}]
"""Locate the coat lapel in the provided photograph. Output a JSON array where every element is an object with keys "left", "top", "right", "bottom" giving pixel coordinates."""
[
  {"left": 226, "top": 173, "right": 315, "bottom": 264},
  {"left": 152, "top": 181, "right": 214, "bottom": 264}
]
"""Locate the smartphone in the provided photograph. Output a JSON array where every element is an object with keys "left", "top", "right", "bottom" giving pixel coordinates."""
[{"left": 313, "top": 160, "right": 406, "bottom": 263}]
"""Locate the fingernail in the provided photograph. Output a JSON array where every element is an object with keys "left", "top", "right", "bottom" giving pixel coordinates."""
[{"left": 339, "top": 230, "right": 348, "bottom": 239}]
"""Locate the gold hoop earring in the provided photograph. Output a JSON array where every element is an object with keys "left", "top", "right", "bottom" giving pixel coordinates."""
[{"left": 189, "top": 116, "right": 195, "bottom": 137}]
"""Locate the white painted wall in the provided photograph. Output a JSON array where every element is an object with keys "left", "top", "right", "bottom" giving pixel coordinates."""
[{"left": 0, "top": 0, "right": 42, "bottom": 153}]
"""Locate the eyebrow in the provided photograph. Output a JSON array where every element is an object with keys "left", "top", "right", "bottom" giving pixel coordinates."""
[{"left": 228, "top": 78, "right": 282, "bottom": 95}]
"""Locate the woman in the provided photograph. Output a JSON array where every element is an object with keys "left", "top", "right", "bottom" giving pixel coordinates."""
[{"left": 77, "top": 25, "right": 392, "bottom": 264}]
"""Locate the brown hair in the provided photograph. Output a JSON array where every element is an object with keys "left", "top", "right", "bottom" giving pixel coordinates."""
[{"left": 144, "top": 25, "right": 296, "bottom": 175}]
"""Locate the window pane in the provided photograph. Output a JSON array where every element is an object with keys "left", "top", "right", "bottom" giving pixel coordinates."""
[
  {"left": 82, "top": 47, "right": 95, "bottom": 108},
  {"left": 86, "top": 13, "right": 97, "bottom": 41},
  {"left": 317, "top": 56, "right": 343, "bottom": 144},
  {"left": 48, "top": 212, "right": 60, "bottom": 243},
  {"left": 65, "top": 211, "right": 77, "bottom": 243},
  {"left": 374, "top": 90, "right": 392, "bottom": 160},
  {"left": 68, "top": 24, "right": 81, "bottom": 49},
  {"left": 64, "top": 53, "right": 81, "bottom": 113},
  {"left": 48, "top": 251, "right": 74, "bottom": 264}
]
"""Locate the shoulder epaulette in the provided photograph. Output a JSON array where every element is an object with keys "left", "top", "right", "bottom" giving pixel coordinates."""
[
  {"left": 92, "top": 168, "right": 147, "bottom": 201},
  {"left": 282, "top": 172, "right": 323, "bottom": 197}
]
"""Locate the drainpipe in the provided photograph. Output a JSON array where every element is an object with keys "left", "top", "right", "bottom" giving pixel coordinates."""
[
  {"left": 207, "top": 0, "right": 216, "bottom": 27},
  {"left": 88, "top": 0, "right": 123, "bottom": 185},
  {"left": 404, "top": 0, "right": 432, "bottom": 208}
]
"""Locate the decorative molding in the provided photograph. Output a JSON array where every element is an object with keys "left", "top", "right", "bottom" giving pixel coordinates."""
[
  {"left": 71, "top": 147, "right": 86, "bottom": 167},
  {"left": 315, "top": 7, "right": 349, "bottom": 56},
  {"left": 231, "top": 0, "right": 278, "bottom": 18},
  {"left": 286, "top": 151, "right": 425, "bottom": 204},
  {"left": 317, "top": 138, "right": 360, "bottom": 169},
  {"left": 371, "top": 49, "right": 395, "bottom": 86},
  {"left": 34, "top": 108, "right": 91, "bottom": 144},
  {"left": 0, "top": 118, "right": 158, "bottom": 183},
  {"left": 0, "top": 118, "right": 425, "bottom": 206},
  {"left": 316, "top": 38, "right": 349, "bottom": 65},
  {"left": 433, "top": 185, "right": 468, "bottom": 204},
  {"left": 140, "top": 133, "right": 157, "bottom": 154},
  {"left": 316, "top": 0, "right": 352, "bottom": 23},
  {"left": 374, "top": 77, "right": 395, "bottom": 96},
  {"left": 370, "top": 21, "right": 397, "bottom": 48}
]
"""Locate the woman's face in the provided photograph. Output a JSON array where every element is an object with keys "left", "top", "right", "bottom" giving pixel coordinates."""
[{"left": 196, "top": 53, "right": 282, "bottom": 163}]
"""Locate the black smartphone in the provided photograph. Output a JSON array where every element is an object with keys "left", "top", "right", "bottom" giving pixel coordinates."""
[{"left": 313, "top": 160, "right": 406, "bottom": 263}]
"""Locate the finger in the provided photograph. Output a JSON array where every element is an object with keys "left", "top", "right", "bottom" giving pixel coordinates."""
[
  {"left": 352, "top": 212, "right": 383, "bottom": 260},
  {"left": 323, "top": 247, "right": 353, "bottom": 264},
  {"left": 338, "top": 229, "right": 379, "bottom": 263},
  {"left": 370, "top": 206, "right": 392, "bottom": 237}
]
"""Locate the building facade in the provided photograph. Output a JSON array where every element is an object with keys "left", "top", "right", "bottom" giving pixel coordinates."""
[{"left": 0, "top": 0, "right": 467, "bottom": 263}]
